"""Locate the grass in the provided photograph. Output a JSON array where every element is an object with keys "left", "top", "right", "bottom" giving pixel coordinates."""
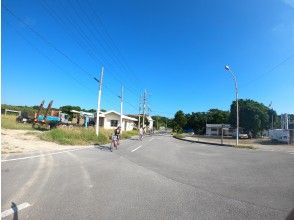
[
  {"left": 40, "top": 127, "right": 138, "bottom": 145},
  {"left": 1, "top": 115, "right": 33, "bottom": 130},
  {"left": 233, "top": 144, "right": 256, "bottom": 150},
  {"left": 173, "top": 133, "right": 185, "bottom": 139}
]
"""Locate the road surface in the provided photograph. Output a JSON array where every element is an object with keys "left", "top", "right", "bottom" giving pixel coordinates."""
[{"left": 2, "top": 133, "right": 294, "bottom": 219}]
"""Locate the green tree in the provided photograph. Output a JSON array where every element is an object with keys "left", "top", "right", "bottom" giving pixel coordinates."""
[
  {"left": 207, "top": 109, "right": 229, "bottom": 124},
  {"left": 60, "top": 105, "right": 81, "bottom": 120},
  {"left": 173, "top": 110, "right": 187, "bottom": 133},
  {"left": 186, "top": 112, "right": 207, "bottom": 134},
  {"left": 229, "top": 99, "right": 269, "bottom": 137},
  {"left": 152, "top": 115, "right": 171, "bottom": 129}
]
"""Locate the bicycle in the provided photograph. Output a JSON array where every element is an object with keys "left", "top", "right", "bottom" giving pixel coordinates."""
[{"left": 110, "top": 134, "right": 118, "bottom": 152}]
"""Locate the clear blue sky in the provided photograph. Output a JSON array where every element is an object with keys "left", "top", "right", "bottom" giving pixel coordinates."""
[{"left": 2, "top": 0, "right": 294, "bottom": 117}]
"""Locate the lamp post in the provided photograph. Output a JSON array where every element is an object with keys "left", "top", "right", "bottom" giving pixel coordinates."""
[{"left": 225, "top": 65, "right": 239, "bottom": 146}]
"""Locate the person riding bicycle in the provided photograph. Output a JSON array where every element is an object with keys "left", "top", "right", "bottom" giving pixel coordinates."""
[{"left": 114, "top": 126, "right": 121, "bottom": 145}]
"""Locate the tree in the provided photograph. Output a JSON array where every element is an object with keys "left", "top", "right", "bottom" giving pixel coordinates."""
[
  {"left": 186, "top": 112, "right": 207, "bottom": 134},
  {"left": 60, "top": 105, "right": 81, "bottom": 120},
  {"left": 207, "top": 109, "right": 229, "bottom": 124},
  {"left": 152, "top": 115, "right": 171, "bottom": 129},
  {"left": 173, "top": 110, "right": 187, "bottom": 133},
  {"left": 229, "top": 99, "right": 269, "bottom": 137}
]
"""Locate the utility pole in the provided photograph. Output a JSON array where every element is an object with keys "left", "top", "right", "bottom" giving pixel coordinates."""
[
  {"left": 94, "top": 66, "right": 104, "bottom": 136},
  {"left": 142, "top": 90, "right": 147, "bottom": 127},
  {"left": 119, "top": 85, "right": 124, "bottom": 130},
  {"left": 138, "top": 94, "right": 142, "bottom": 129}
]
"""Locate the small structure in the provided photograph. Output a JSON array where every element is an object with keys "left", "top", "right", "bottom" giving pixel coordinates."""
[
  {"left": 94, "top": 110, "right": 137, "bottom": 131},
  {"left": 4, "top": 109, "right": 21, "bottom": 116},
  {"left": 206, "top": 124, "right": 231, "bottom": 136}
]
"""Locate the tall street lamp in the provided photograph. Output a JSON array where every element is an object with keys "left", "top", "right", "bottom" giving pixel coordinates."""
[{"left": 225, "top": 65, "right": 239, "bottom": 146}]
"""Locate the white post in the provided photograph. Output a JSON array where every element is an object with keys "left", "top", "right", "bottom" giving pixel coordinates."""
[
  {"left": 95, "top": 66, "right": 104, "bottom": 136},
  {"left": 120, "top": 85, "right": 123, "bottom": 130}
]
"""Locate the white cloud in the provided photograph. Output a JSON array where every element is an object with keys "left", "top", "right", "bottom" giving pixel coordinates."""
[{"left": 282, "top": 0, "right": 294, "bottom": 8}]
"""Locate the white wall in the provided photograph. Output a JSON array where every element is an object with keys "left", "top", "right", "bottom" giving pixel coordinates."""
[{"left": 103, "top": 113, "right": 135, "bottom": 131}]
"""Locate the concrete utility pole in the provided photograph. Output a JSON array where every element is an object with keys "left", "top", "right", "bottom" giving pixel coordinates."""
[
  {"left": 119, "top": 85, "right": 124, "bottom": 130},
  {"left": 94, "top": 66, "right": 104, "bottom": 136},
  {"left": 142, "top": 90, "right": 147, "bottom": 127},
  {"left": 138, "top": 94, "right": 142, "bottom": 129},
  {"left": 225, "top": 65, "right": 239, "bottom": 146}
]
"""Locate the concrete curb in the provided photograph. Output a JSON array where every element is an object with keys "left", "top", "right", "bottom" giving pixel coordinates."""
[
  {"left": 173, "top": 136, "right": 257, "bottom": 150},
  {"left": 173, "top": 136, "right": 234, "bottom": 147}
]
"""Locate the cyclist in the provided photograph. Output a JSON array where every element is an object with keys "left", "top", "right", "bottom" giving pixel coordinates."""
[
  {"left": 110, "top": 133, "right": 118, "bottom": 151},
  {"left": 114, "top": 126, "right": 121, "bottom": 145},
  {"left": 139, "top": 127, "right": 144, "bottom": 141}
]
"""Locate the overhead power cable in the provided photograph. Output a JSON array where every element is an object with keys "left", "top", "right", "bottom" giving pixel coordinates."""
[{"left": 3, "top": 4, "right": 95, "bottom": 81}]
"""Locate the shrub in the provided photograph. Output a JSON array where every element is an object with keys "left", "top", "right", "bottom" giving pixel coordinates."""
[
  {"left": 1, "top": 115, "right": 33, "bottom": 130},
  {"left": 40, "top": 127, "right": 138, "bottom": 145}
]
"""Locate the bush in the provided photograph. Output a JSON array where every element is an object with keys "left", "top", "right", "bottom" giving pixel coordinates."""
[
  {"left": 40, "top": 127, "right": 110, "bottom": 145},
  {"left": 173, "top": 133, "right": 185, "bottom": 139},
  {"left": 121, "top": 130, "right": 138, "bottom": 139},
  {"left": 1, "top": 115, "right": 33, "bottom": 130},
  {"left": 40, "top": 127, "right": 138, "bottom": 145}
]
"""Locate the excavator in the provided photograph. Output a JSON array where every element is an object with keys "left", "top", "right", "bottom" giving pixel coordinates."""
[{"left": 33, "top": 100, "right": 69, "bottom": 129}]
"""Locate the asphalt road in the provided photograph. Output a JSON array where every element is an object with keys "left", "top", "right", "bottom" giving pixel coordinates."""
[{"left": 1, "top": 133, "right": 294, "bottom": 219}]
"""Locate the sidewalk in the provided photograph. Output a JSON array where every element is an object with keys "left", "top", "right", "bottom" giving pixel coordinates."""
[{"left": 177, "top": 135, "right": 294, "bottom": 153}]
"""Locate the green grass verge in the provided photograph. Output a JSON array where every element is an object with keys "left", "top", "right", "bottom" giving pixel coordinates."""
[
  {"left": 173, "top": 133, "right": 185, "bottom": 139},
  {"left": 40, "top": 127, "right": 138, "bottom": 145},
  {"left": 233, "top": 144, "right": 256, "bottom": 149},
  {"left": 1, "top": 115, "right": 33, "bottom": 130}
]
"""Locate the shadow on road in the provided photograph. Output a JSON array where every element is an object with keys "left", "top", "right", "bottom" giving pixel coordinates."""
[
  {"left": 94, "top": 144, "right": 112, "bottom": 152},
  {"left": 11, "top": 202, "right": 18, "bottom": 220},
  {"left": 286, "top": 208, "right": 294, "bottom": 220}
]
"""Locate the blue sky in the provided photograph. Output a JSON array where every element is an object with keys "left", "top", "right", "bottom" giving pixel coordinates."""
[{"left": 2, "top": 0, "right": 294, "bottom": 117}]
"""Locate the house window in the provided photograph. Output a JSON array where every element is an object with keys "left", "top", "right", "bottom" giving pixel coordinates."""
[
  {"left": 110, "top": 120, "right": 118, "bottom": 127},
  {"left": 211, "top": 128, "right": 217, "bottom": 132}
]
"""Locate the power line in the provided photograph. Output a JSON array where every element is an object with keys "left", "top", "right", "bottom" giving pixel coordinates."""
[
  {"left": 4, "top": 19, "right": 95, "bottom": 94},
  {"left": 56, "top": 2, "right": 142, "bottom": 95},
  {"left": 242, "top": 53, "right": 294, "bottom": 87},
  {"left": 79, "top": 0, "right": 143, "bottom": 91},
  {"left": 3, "top": 4, "right": 95, "bottom": 81},
  {"left": 4, "top": 3, "right": 144, "bottom": 114}
]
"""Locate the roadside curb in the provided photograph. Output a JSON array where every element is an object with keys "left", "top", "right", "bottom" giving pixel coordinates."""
[
  {"left": 173, "top": 136, "right": 234, "bottom": 147},
  {"left": 173, "top": 136, "right": 258, "bottom": 150}
]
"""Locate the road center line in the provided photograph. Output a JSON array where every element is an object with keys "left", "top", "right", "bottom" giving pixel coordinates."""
[
  {"left": 1, "top": 148, "right": 89, "bottom": 163},
  {"left": 131, "top": 145, "right": 143, "bottom": 152},
  {"left": 1, "top": 202, "right": 31, "bottom": 218}
]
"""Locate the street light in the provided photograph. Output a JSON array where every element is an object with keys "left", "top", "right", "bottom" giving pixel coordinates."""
[{"left": 225, "top": 65, "right": 239, "bottom": 146}]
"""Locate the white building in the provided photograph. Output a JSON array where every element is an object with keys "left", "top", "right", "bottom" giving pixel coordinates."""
[
  {"left": 146, "top": 116, "right": 154, "bottom": 130},
  {"left": 206, "top": 124, "right": 232, "bottom": 136},
  {"left": 95, "top": 110, "right": 137, "bottom": 131}
]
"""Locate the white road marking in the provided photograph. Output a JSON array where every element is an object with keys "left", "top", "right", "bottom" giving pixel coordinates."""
[
  {"left": 149, "top": 138, "right": 154, "bottom": 142},
  {"left": 131, "top": 145, "right": 143, "bottom": 152},
  {"left": 127, "top": 145, "right": 138, "bottom": 150},
  {"left": 1, "top": 148, "right": 90, "bottom": 163},
  {"left": 1, "top": 202, "right": 31, "bottom": 218}
]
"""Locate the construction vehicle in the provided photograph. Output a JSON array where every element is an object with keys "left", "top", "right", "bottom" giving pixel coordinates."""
[{"left": 33, "top": 100, "right": 69, "bottom": 129}]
